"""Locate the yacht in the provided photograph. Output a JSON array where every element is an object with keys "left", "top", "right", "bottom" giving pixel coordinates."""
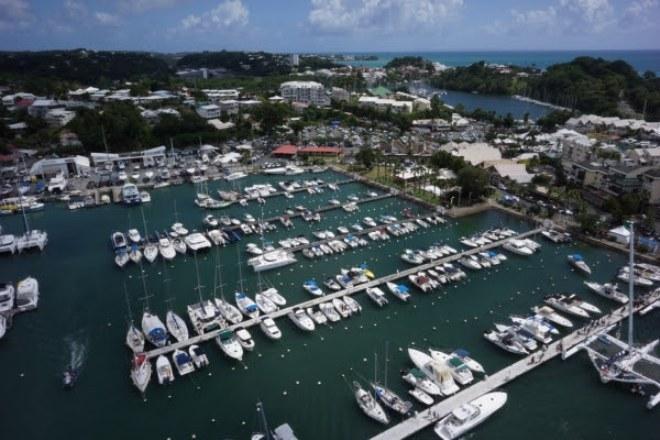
[
  {"left": 332, "top": 298, "right": 351, "bottom": 318},
  {"left": 288, "top": 308, "right": 316, "bottom": 332},
  {"left": 366, "top": 287, "right": 389, "bottom": 307},
  {"left": 344, "top": 295, "right": 362, "bottom": 313},
  {"left": 323, "top": 278, "right": 342, "bottom": 291},
  {"left": 433, "top": 392, "right": 508, "bottom": 440},
  {"left": 260, "top": 287, "right": 286, "bottom": 307},
  {"left": 185, "top": 232, "right": 212, "bottom": 252},
  {"left": 568, "top": 254, "right": 591, "bottom": 275},
  {"left": 401, "top": 368, "right": 442, "bottom": 396},
  {"left": 409, "top": 388, "right": 434, "bottom": 406},
  {"left": 255, "top": 293, "right": 278, "bottom": 314},
  {"left": 401, "top": 249, "right": 424, "bottom": 265},
  {"left": 565, "top": 294, "right": 601, "bottom": 314},
  {"left": 530, "top": 305, "right": 573, "bottom": 328},
  {"left": 458, "top": 256, "right": 482, "bottom": 270},
  {"left": 354, "top": 381, "right": 389, "bottom": 425},
  {"left": 541, "top": 229, "right": 571, "bottom": 243},
  {"left": 127, "top": 229, "right": 142, "bottom": 244},
  {"left": 171, "top": 222, "right": 189, "bottom": 237},
  {"left": 204, "top": 215, "right": 219, "bottom": 228},
  {"left": 246, "top": 243, "right": 263, "bottom": 255},
  {"left": 126, "top": 323, "right": 145, "bottom": 353},
  {"left": 215, "top": 297, "right": 243, "bottom": 325},
  {"left": 408, "top": 348, "right": 459, "bottom": 396},
  {"left": 502, "top": 239, "right": 533, "bottom": 256},
  {"left": 584, "top": 281, "right": 629, "bottom": 304},
  {"left": 16, "top": 229, "right": 48, "bottom": 253},
  {"left": 236, "top": 327, "right": 255, "bottom": 351},
  {"left": 544, "top": 294, "right": 590, "bottom": 318},
  {"left": 224, "top": 171, "right": 247, "bottom": 181},
  {"left": 235, "top": 292, "right": 260, "bottom": 319},
  {"left": 141, "top": 311, "right": 168, "bottom": 347},
  {"left": 303, "top": 279, "right": 324, "bottom": 297},
  {"left": 0, "top": 233, "right": 16, "bottom": 254},
  {"left": 371, "top": 383, "right": 413, "bottom": 415},
  {"left": 617, "top": 267, "right": 653, "bottom": 287},
  {"left": 158, "top": 236, "right": 176, "bottom": 261},
  {"left": 509, "top": 317, "right": 553, "bottom": 344},
  {"left": 216, "top": 330, "right": 244, "bottom": 361},
  {"left": 143, "top": 242, "right": 158, "bottom": 263},
  {"left": 483, "top": 329, "right": 528, "bottom": 355},
  {"left": 451, "top": 349, "right": 485, "bottom": 375},
  {"left": 156, "top": 355, "right": 175, "bottom": 385},
  {"left": 172, "top": 349, "right": 195, "bottom": 376},
  {"left": 248, "top": 250, "right": 297, "bottom": 272},
  {"left": 429, "top": 349, "right": 474, "bottom": 385},
  {"left": 0, "top": 283, "right": 15, "bottom": 313},
  {"left": 166, "top": 310, "right": 189, "bottom": 343},
  {"left": 319, "top": 302, "right": 341, "bottom": 322},
  {"left": 130, "top": 354, "right": 152, "bottom": 393},
  {"left": 122, "top": 183, "right": 141, "bottom": 205},
  {"left": 259, "top": 317, "right": 282, "bottom": 340},
  {"left": 386, "top": 282, "right": 411, "bottom": 301},
  {"left": 409, "top": 272, "right": 434, "bottom": 292}
]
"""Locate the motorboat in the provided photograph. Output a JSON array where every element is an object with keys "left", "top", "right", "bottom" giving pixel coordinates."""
[
  {"left": 332, "top": 298, "right": 351, "bottom": 318},
  {"left": 189, "top": 345, "right": 210, "bottom": 369},
  {"left": 343, "top": 296, "right": 362, "bottom": 314},
  {"left": 185, "top": 233, "right": 212, "bottom": 252},
  {"left": 235, "top": 292, "right": 260, "bottom": 320},
  {"left": 565, "top": 294, "right": 601, "bottom": 314},
  {"left": 409, "top": 272, "right": 434, "bottom": 292},
  {"left": 324, "top": 278, "right": 342, "bottom": 291},
  {"left": 433, "top": 392, "right": 508, "bottom": 440},
  {"left": 111, "top": 232, "right": 128, "bottom": 251},
  {"left": 509, "top": 316, "right": 553, "bottom": 344},
  {"left": 530, "top": 305, "right": 573, "bottom": 328},
  {"left": 47, "top": 173, "right": 67, "bottom": 193},
  {"left": 568, "top": 254, "right": 591, "bottom": 275},
  {"left": 401, "top": 368, "right": 442, "bottom": 396},
  {"left": 0, "top": 233, "right": 16, "bottom": 254},
  {"left": 260, "top": 287, "right": 286, "bottom": 307},
  {"left": 408, "top": 348, "right": 460, "bottom": 396},
  {"left": 429, "top": 349, "right": 474, "bottom": 385},
  {"left": 166, "top": 310, "right": 189, "bottom": 343},
  {"left": 386, "top": 282, "right": 411, "bottom": 301},
  {"left": 203, "top": 215, "right": 219, "bottom": 228},
  {"left": 235, "top": 328, "right": 255, "bottom": 351},
  {"left": 122, "top": 183, "right": 141, "bottom": 205},
  {"left": 128, "top": 244, "right": 142, "bottom": 264},
  {"left": 255, "top": 293, "right": 278, "bottom": 314},
  {"left": 172, "top": 349, "right": 195, "bottom": 376},
  {"left": 306, "top": 307, "right": 327, "bottom": 325},
  {"left": 143, "top": 242, "right": 158, "bottom": 263},
  {"left": 354, "top": 381, "right": 389, "bottom": 425},
  {"left": 130, "top": 354, "right": 152, "bottom": 393},
  {"left": 541, "top": 229, "right": 571, "bottom": 243},
  {"left": 248, "top": 250, "right": 297, "bottom": 272},
  {"left": 371, "top": 383, "right": 413, "bottom": 415},
  {"left": 544, "top": 294, "right": 590, "bottom": 318},
  {"left": 401, "top": 249, "right": 424, "bottom": 265},
  {"left": 366, "top": 287, "right": 389, "bottom": 307},
  {"left": 62, "top": 366, "right": 79, "bottom": 389},
  {"left": 127, "top": 229, "right": 142, "bottom": 244},
  {"left": 126, "top": 323, "right": 145, "bottom": 353},
  {"left": 141, "top": 312, "right": 168, "bottom": 347},
  {"left": 483, "top": 330, "right": 528, "bottom": 355},
  {"left": 158, "top": 236, "right": 176, "bottom": 261},
  {"left": 458, "top": 256, "right": 482, "bottom": 270},
  {"left": 0, "top": 283, "right": 15, "bottom": 313},
  {"left": 259, "top": 317, "right": 282, "bottom": 340},
  {"left": 288, "top": 308, "right": 316, "bottom": 332},
  {"left": 617, "top": 267, "right": 653, "bottom": 287},
  {"left": 172, "top": 237, "right": 187, "bottom": 254},
  {"left": 303, "top": 279, "right": 324, "bottom": 297},
  {"left": 451, "top": 349, "right": 485, "bottom": 375},
  {"left": 319, "top": 302, "right": 341, "bottom": 322},
  {"left": 246, "top": 243, "right": 263, "bottom": 255},
  {"left": 214, "top": 297, "right": 244, "bottom": 324},
  {"left": 171, "top": 222, "right": 189, "bottom": 237},
  {"left": 502, "top": 239, "right": 533, "bottom": 256},
  {"left": 216, "top": 330, "right": 244, "bottom": 361},
  {"left": 156, "top": 355, "right": 175, "bottom": 385},
  {"left": 584, "top": 281, "right": 628, "bottom": 304},
  {"left": 115, "top": 249, "right": 130, "bottom": 268},
  {"left": 409, "top": 388, "right": 434, "bottom": 406}
]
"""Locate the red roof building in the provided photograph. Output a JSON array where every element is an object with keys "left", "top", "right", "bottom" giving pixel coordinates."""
[
  {"left": 298, "top": 146, "right": 342, "bottom": 156},
  {"left": 271, "top": 144, "right": 298, "bottom": 157}
]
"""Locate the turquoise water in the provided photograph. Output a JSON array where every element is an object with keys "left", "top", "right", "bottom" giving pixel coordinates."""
[
  {"left": 337, "top": 50, "right": 660, "bottom": 74},
  {"left": 440, "top": 90, "right": 552, "bottom": 120},
  {"left": 0, "top": 170, "right": 658, "bottom": 439}
]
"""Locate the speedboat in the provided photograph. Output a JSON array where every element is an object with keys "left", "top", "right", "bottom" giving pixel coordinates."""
[
  {"left": 0, "top": 283, "right": 15, "bottom": 313},
  {"left": 115, "top": 249, "right": 130, "bottom": 268},
  {"left": 235, "top": 292, "right": 260, "bottom": 320},
  {"left": 386, "top": 282, "right": 411, "bottom": 301},
  {"left": 143, "top": 242, "right": 158, "bottom": 263},
  {"left": 409, "top": 272, "right": 434, "bottom": 292},
  {"left": 319, "top": 302, "right": 341, "bottom": 322},
  {"left": 401, "top": 368, "right": 442, "bottom": 396},
  {"left": 451, "top": 349, "right": 485, "bottom": 375},
  {"left": 172, "top": 349, "right": 195, "bottom": 376},
  {"left": 128, "top": 244, "right": 142, "bottom": 264},
  {"left": 458, "top": 256, "right": 481, "bottom": 270},
  {"left": 130, "top": 354, "right": 152, "bottom": 393},
  {"left": 324, "top": 278, "right": 342, "bottom": 291},
  {"left": 371, "top": 383, "right": 413, "bottom": 415},
  {"left": 433, "top": 392, "right": 508, "bottom": 440},
  {"left": 158, "top": 237, "right": 176, "bottom": 261},
  {"left": 483, "top": 330, "right": 528, "bottom": 355},
  {"left": 111, "top": 232, "right": 128, "bottom": 251},
  {"left": 203, "top": 215, "right": 219, "bottom": 228},
  {"left": 429, "top": 349, "right": 474, "bottom": 385},
  {"left": 343, "top": 296, "right": 362, "bottom": 314},
  {"left": 303, "top": 279, "right": 324, "bottom": 297},
  {"left": 260, "top": 287, "right": 286, "bottom": 307},
  {"left": 288, "top": 308, "right": 316, "bottom": 332},
  {"left": 215, "top": 330, "right": 244, "bottom": 361},
  {"left": 509, "top": 316, "right": 553, "bottom": 343},
  {"left": 172, "top": 237, "right": 187, "bottom": 254},
  {"left": 530, "top": 305, "right": 573, "bottom": 328},
  {"left": 246, "top": 243, "right": 263, "bottom": 255},
  {"left": 494, "top": 324, "right": 538, "bottom": 352},
  {"left": 171, "top": 222, "right": 189, "bottom": 236},
  {"left": 235, "top": 327, "right": 255, "bottom": 351},
  {"left": 408, "top": 348, "right": 460, "bottom": 396},
  {"left": 409, "top": 388, "right": 434, "bottom": 406},
  {"left": 166, "top": 310, "right": 189, "bottom": 343},
  {"left": 332, "top": 298, "right": 351, "bottom": 318},
  {"left": 62, "top": 366, "right": 79, "bottom": 389},
  {"left": 259, "top": 317, "right": 282, "bottom": 340},
  {"left": 401, "top": 249, "right": 424, "bottom": 265},
  {"left": 127, "top": 229, "right": 142, "bottom": 244},
  {"left": 502, "top": 239, "right": 533, "bottom": 256},
  {"left": 248, "top": 250, "right": 297, "bottom": 272},
  {"left": 354, "top": 381, "right": 389, "bottom": 425},
  {"left": 584, "top": 281, "right": 628, "bottom": 304},
  {"left": 568, "top": 254, "right": 591, "bottom": 275},
  {"left": 306, "top": 307, "right": 328, "bottom": 325},
  {"left": 366, "top": 287, "right": 389, "bottom": 307},
  {"left": 156, "top": 355, "right": 175, "bottom": 385},
  {"left": 255, "top": 293, "right": 278, "bottom": 314},
  {"left": 544, "top": 294, "right": 590, "bottom": 318},
  {"left": 125, "top": 323, "right": 145, "bottom": 353},
  {"left": 565, "top": 294, "right": 601, "bottom": 314},
  {"left": 141, "top": 311, "right": 168, "bottom": 347}
]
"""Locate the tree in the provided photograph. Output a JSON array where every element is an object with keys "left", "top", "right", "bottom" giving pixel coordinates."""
[
  {"left": 355, "top": 147, "right": 376, "bottom": 169},
  {"left": 577, "top": 211, "right": 599, "bottom": 234},
  {"left": 457, "top": 166, "right": 490, "bottom": 201}
]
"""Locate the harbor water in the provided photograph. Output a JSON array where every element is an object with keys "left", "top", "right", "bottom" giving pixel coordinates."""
[{"left": 0, "top": 169, "right": 657, "bottom": 439}]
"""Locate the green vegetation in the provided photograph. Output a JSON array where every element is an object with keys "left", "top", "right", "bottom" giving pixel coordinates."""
[
  {"left": 384, "top": 56, "right": 434, "bottom": 71},
  {"left": 429, "top": 61, "right": 531, "bottom": 95},
  {"left": 177, "top": 51, "right": 337, "bottom": 76},
  {"left": 536, "top": 110, "right": 573, "bottom": 132}
]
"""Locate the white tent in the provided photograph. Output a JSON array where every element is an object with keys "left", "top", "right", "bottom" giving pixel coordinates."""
[{"left": 608, "top": 226, "right": 630, "bottom": 245}]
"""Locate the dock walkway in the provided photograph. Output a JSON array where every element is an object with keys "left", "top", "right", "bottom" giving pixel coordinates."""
[
  {"left": 144, "top": 227, "right": 543, "bottom": 360},
  {"left": 370, "top": 289, "right": 660, "bottom": 440}
]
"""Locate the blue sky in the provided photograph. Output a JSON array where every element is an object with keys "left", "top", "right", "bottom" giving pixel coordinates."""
[{"left": 0, "top": 0, "right": 659, "bottom": 52}]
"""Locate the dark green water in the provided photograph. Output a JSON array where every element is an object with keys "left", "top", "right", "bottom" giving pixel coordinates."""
[{"left": 0, "top": 170, "right": 657, "bottom": 440}]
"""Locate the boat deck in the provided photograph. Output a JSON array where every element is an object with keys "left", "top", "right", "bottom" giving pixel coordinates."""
[
  {"left": 143, "top": 227, "right": 543, "bottom": 360},
  {"left": 369, "top": 288, "right": 660, "bottom": 440}
]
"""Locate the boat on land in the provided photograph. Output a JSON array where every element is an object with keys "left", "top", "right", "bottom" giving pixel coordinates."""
[
  {"left": 584, "top": 281, "right": 629, "bottom": 304},
  {"left": 433, "top": 392, "right": 508, "bottom": 440}
]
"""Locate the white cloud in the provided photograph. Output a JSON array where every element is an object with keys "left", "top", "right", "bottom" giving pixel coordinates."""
[
  {"left": 180, "top": 0, "right": 249, "bottom": 31},
  {"left": 120, "top": 0, "right": 187, "bottom": 13},
  {"left": 0, "top": 0, "right": 33, "bottom": 30},
  {"left": 559, "top": 0, "right": 614, "bottom": 31},
  {"left": 621, "top": 0, "right": 659, "bottom": 26},
  {"left": 308, "top": 0, "right": 464, "bottom": 34},
  {"left": 65, "top": 0, "right": 87, "bottom": 19},
  {"left": 95, "top": 11, "right": 121, "bottom": 27},
  {"left": 511, "top": 6, "right": 557, "bottom": 31}
]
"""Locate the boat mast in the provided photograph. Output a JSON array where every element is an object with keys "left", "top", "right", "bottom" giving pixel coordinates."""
[
  {"left": 140, "top": 207, "right": 149, "bottom": 242},
  {"left": 213, "top": 247, "right": 226, "bottom": 299},
  {"left": 193, "top": 251, "right": 205, "bottom": 304},
  {"left": 627, "top": 220, "right": 635, "bottom": 349},
  {"left": 256, "top": 401, "right": 271, "bottom": 440},
  {"left": 138, "top": 261, "right": 152, "bottom": 312},
  {"left": 236, "top": 245, "right": 245, "bottom": 293},
  {"left": 384, "top": 341, "right": 388, "bottom": 388},
  {"left": 123, "top": 283, "right": 134, "bottom": 325}
]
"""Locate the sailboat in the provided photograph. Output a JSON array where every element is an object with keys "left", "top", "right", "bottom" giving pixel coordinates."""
[
  {"left": 371, "top": 345, "right": 413, "bottom": 415},
  {"left": 353, "top": 379, "right": 389, "bottom": 425},
  {"left": 187, "top": 252, "right": 225, "bottom": 335},
  {"left": 234, "top": 246, "right": 260, "bottom": 319},
  {"left": 130, "top": 353, "right": 152, "bottom": 394},
  {"left": 141, "top": 207, "right": 158, "bottom": 263},
  {"left": 15, "top": 181, "right": 47, "bottom": 253},
  {"left": 211, "top": 248, "right": 243, "bottom": 325},
  {"left": 138, "top": 263, "right": 168, "bottom": 348},
  {"left": 124, "top": 285, "right": 145, "bottom": 353}
]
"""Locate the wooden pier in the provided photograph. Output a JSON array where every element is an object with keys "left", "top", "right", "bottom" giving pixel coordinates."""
[
  {"left": 143, "top": 227, "right": 543, "bottom": 360},
  {"left": 370, "top": 288, "right": 660, "bottom": 440}
]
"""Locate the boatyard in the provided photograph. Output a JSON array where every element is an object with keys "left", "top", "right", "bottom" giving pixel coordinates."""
[{"left": 1, "top": 167, "right": 659, "bottom": 440}]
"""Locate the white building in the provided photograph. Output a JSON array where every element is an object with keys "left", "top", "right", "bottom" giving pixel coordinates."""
[
  {"left": 440, "top": 142, "right": 502, "bottom": 166},
  {"left": 279, "top": 81, "right": 327, "bottom": 106},
  {"left": 197, "top": 104, "right": 221, "bottom": 119},
  {"left": 204, "top": 89, "right": 240, "bottom": 102},
  {"left": 358, "top": 96, "right": 413, "bottom": 114},
  {"left": 44, "top": 109, "right": 76, "bottom": 127},
  {"left": 29, "top": 156, "right": 90, "bottom": 178}
]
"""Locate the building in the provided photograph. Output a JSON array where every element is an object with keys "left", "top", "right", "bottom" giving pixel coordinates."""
[
  {"left": 44, "top": 109, "right": 76, "bottom": 127},
  {"left": 279, "top": 81, "right": 327, "bottom": 106},
  {"left": 207, "top": 119, "right": 235, "bottom": 131},
  {"left": 297, "top": 146, "right": 342, "bottom": 157},
  {"left": 289, "top": 54, "right": 300, "bottom": 66},
  {"left": 91, "top": 146, "right": 167, "bottom": 168},
  {"left": 29, "top": 156, "right": 90, "bottom": 178},
  {"left": 197, "top": 104, "right": 221, "bottom": 119},
  {"left": 28, "top": 99, "right": 59, "bottom": 118},
  {"left": 641, "top": 168, "right": 660, "bottom": 204},
  {"left": 486, "top": 160, "right": 535, "bottom": 184},
  {"left": 271, "top": 144, "right": 298, "bottom": 157},
  {"left": 331, "top": 87, "right": 350, "bottom": 103},
  {"left": 440, "top": 142, "right": 501, "bottom": 166},
  {"left": 203, "top": 89, "right": 240, "bottom": 102},
  {"left": 217, "top": 100, "right": 239, "bottom": 115},
  {"left": 358, "top": 96, "right": 413, "bottom": 114}
]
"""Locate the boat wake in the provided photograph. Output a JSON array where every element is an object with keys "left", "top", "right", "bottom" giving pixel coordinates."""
[{"left": 64, "top": 334, "right": 87, "bottom": 371}]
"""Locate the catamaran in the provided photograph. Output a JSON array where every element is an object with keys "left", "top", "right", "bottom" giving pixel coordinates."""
[
  {"left": 433, "top": 392, "right": 508, "bottom": 440},
  {"left": 248, "top": 249, "right": 297, "bottom": 272}
]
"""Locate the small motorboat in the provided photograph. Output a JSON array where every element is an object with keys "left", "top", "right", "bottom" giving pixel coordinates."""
[
  {"left": 189, "top": 345, "right": 210, "bottom": 368},
  {"left": 235, "top": 328, "right": 255, "bottom": 351},
  {"left": 303, "top": 279, "right": 324, "bottom": 297},
  {"left": 409, "top": 388, "right": 434, "bottom": 406},
  {"left": 568, "top": 254, "right": 591, "bottom": 275},
  {"left": 260, "top": 317, "right": 282, "bottom": 340},
  {"left": 156, "top": 355, "right": 175, "bottom": 385},
  {"left": 172, "top": 349, "right": 195, "bottom": 376},
  {"left": 62, "top": 367, "right": 80, "bottom": 389}
]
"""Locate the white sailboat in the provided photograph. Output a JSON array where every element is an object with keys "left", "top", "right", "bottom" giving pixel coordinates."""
[
  {"left": 353, "top": 380, "right": 389, "bottom": 425},
  {"left": 138, "top": 264, "right": 168, "bottom": 348},
  {"left": 124, "top": 285, "right": 145, "bottom": 353},
  {"left": 15, "top": 182, "right": 47, "bottom": 253},
  {"left": 234, "top": 246, "right": 259, "bottom": 319},
  {"left": 140, "top": 207, "right": 158, "bottom": 263},
  {"left": 130, "top": 354, "right": 152, "bottom": 394}
]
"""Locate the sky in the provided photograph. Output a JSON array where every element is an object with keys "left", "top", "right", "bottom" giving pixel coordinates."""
[{"left": 0, "top": 0, "right": 659, "bottom": 52}]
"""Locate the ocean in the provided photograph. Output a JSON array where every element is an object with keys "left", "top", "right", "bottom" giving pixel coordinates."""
[
  {"left": 336, "top": 50, "right": 660, "bottom": 74},
  {"left": 0, "top": 170, "right": 658, "bottom": 439}
]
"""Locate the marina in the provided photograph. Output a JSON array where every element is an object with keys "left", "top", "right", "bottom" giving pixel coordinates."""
[{"left": 1, "top": 168, "right": 658, "bottom": 439}]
